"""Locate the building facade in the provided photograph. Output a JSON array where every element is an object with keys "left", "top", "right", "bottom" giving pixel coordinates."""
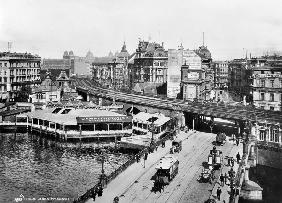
[
  {"left": 228, "top": 59, "right": 252, "bottom": 101},
  {"left": 212, "top": 61, "right": 229, "bottom": 101},
  {"left": 181, "top": 50, "right": 206, "bottom": 101},
  {"left": 92, "top": 42, "right": 131, "bottom": 90},
  {"left": 0, "top": 52, "right": 41, "bottom": 101},
  {"left": 41, "top": 59, "right": 71, "bottom": 80},
  {"left": 130, "top": 40, "right": 168, "bottom": 91},
  {"left": 250, "top": 62, "right": 282, "bottom": 111}
]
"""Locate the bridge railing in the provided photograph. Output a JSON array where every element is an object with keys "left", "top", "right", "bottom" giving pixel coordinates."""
[{"left": 73, "top": 131, "right": 175, "bottom": 203}]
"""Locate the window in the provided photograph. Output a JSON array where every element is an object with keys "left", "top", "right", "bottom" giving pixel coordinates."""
[
  {"left": 259, "top": 130, "right": 266, "bottom": 141},
  {"left": 270, "top": 106, "right": 274, "bottom": 111},
  {"left": 261, "top": 92, "right": 265, "bottom": 100},
  {"left": 261, "top": 80, "right": 265, "bottom": 87},
  {"left": 261, "top": 71, "right": 264, "bottom": 74},
  {"left": 270, "top": 93, "right": 274, "bottom": 102},
  {"left": 280, "top": 80, "right": 282, "bottom": 88},
  {"left": 270, "top": 80, "right": 274, "bottom": 88}
]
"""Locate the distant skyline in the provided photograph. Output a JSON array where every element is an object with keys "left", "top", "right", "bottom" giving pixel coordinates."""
[{"left": 0, "top": 0, "right": 282, "bottom": 60}]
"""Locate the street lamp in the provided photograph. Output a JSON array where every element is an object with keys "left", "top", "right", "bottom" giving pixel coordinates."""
[
  {"left": 149, "top": 121, "right": 156, "bottom": 148},
  {"left": 97, "top": 149, "right": 107, "bottom": 187}
]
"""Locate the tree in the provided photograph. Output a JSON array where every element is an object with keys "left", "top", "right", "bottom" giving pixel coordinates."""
[{"left": 17, "top": 84, "right": 32, "bottom": 102}]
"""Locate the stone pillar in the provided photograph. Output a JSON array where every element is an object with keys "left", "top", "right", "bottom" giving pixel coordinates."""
[
  {"left": 248, "top": 145, "right": 257, "bottom": 167},
  {"left": 99, "top": 98, "right": 102, "bottom": 106},
  {"left": 192, "top": 116, "right": 195, "bottom": 131}
]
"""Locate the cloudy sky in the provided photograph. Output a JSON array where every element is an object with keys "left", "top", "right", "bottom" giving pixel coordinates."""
[{"left": 0, "top": 0, "right": 282, "bottom": 60}]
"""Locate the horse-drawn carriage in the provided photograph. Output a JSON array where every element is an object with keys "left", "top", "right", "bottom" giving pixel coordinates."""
[
  {"left": 216, "top": 132, "right": 226, "bottom": 145},
  {"left": 199, "top": 167, "right": 214, "bottom": 183},
  {"left": 170, "top": 139, "right": 182, "bottom": 154},
  {"left": 208, "top": 147, "right": 223, "bottom": 170}
]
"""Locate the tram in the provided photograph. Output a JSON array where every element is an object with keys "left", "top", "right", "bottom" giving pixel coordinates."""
[{"left": 154, "top": 155, "right": 179, "bottom": 188}]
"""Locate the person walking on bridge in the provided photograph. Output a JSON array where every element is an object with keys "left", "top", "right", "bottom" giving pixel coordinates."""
[
  {"left": 216, "top": 187, "right": 222, "bottom": 201},
  {"left": 220, "top": 174, "right": 225, "bottom": 186},
  {"left": 236, "top": 152, "right": 241, "bottom": 164}
]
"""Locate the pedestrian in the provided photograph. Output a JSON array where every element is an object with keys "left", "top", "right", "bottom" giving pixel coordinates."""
[
  {"left": 216, "top": 187, "right": 222, "bottom": 201},
  {"left": 229, "top": 167, "right": 235, "bottom": 179},
  {"left": 159, "top": 178, "right": 165, "bottom": 192},
  {"left": 236, "top": 152, "right": 241, "bottom": 164},
  {"left": 220, "top": 173, "right": 225, "bottom": 186},
  {"left": 144, "top": 152, "right": 148, "bottom": 160},
  {"left": 231, "top": 158, "right": 234, "bottom": 167},
  {"left": 236, "top": 137, "right": 239, "bottom": 146},
  {"left": 224, "top": 172, "right": 228, "bottom": 184},
  {"left": 91, "top": 189, "right": 96, "bottom": 201},
  {"left": 113, "top": 196, "right": 119, "bottom": 203},
  {"left": 236, "top": 188, "right": 240, "bottom": 196},
  {"left": 162, "top": 140, "right": 165, "bottom": 148}
]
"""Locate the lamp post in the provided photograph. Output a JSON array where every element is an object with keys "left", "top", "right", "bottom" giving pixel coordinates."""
[
  {"left": 97, "top": 149, "right": 107, "bottom": 187},
  {"left": 149, "top": 121, "right": 155, "bottom": 149}
]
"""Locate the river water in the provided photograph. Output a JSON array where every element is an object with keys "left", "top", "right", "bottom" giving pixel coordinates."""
[{"left": 0, "top": 132, "right": 131, "bottom": 203}]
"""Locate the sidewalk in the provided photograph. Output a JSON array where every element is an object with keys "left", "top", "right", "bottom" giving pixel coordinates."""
[
  {"left": 86, "top": 130, "right": 194, "bottom": 203},
  {"left": 209, "top": 139, "right": 243, "bottom": 203}
]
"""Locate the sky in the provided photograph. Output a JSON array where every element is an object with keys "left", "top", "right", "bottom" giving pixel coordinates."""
[{"left": 0, "top": 0, "right": 282, "bottom": 60}]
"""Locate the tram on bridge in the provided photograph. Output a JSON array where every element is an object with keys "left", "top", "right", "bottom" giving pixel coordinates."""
[{"left": 154, "top": 155, "right": 179, "bottom": 189}]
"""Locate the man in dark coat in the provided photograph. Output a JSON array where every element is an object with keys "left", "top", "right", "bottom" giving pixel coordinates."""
[
  {"left": 216, "top": 187, "right": 222, "bottom": 200},
  {"left": 220, "top": 173, "right": 225, "bottom": 186},
  {"left": 236, "top": 152, "right": 241, "bottom": 164}
]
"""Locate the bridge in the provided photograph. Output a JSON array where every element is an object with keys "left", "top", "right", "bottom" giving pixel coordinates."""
[
  {"left": 71, "top": 77, "right": 282, "bottom": 130},
  {"left": 71, "top": 77, "right": 282, "bottom": 202}
]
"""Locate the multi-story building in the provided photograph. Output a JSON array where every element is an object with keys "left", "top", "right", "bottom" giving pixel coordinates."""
[
  {"left": 130, "top": 40, "right": 168, "bottom": 93},
  {"left": 250, "top": 58, "right": 282, "bottom": 111},
  {"left": 92, "top": 57, "right": 114, "bottom": 87},
  {"left": 228, "top": 58, "right": 252, "bottom": 101},
  {"left": 180, "top": 50, "right": 207, "bottom": 101},
  {"left": 109, "top": 42, "right": 130, "bottom": 90},
  {"left": 41, "top": 58, "right": 71, "bottom": 80},
  {"left": 167, "top": 44, "right": 213, "bottom": 101},
  {"left": 92, "top": 42, "right": 130, "bottom": 90},
  {"left": 0, "top": 52, "right": 41, "bottom": 101},
  {"left": 212, "top": 61, "right": 229, "bottom": 101}
]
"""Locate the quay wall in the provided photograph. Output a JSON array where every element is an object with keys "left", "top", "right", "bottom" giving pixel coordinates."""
[{"left": 257, "top": 145, "right": 282, "bottom": 170}]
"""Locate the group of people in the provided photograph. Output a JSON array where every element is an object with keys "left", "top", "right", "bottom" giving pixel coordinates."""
[
  {"left": 216, "top": 151, "right": 241, "bottom": 201},
  {"left": 91, "top": 183, "right": 103, "bottom": 201},
  {"left": 231, "top": 133, "right": 241, "bottom": 146}
]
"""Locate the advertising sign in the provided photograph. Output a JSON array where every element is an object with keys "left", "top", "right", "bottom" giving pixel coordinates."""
[{"left": 77, "top": 116, "right": 132, "bottom": 124}]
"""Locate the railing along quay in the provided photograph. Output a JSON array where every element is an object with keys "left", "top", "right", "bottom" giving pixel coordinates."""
[{"left": 73, "top": 132, "right": 175, "bottom": 203}]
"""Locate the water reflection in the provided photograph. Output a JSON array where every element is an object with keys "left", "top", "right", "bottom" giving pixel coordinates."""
[{"left": 0, "top": 132, "right": 130, "bottom": 202}]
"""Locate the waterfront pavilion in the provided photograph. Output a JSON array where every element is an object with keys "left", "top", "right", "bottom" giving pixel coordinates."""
[{"left": 21, "top": 108, "right": 132, "bottom": 140}]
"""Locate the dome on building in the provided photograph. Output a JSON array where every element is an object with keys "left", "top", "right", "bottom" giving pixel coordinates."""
[
  {"left": 196, "top": 45, "right": 212, "bottom": 59},
  {"left": 63, "top": 51, "right": 69, "bottom": 56},
  {"left": 86, "top": 50, "right": 94, "bottom": 58},
  {"left": 69, "top": 51, "right": 74, "bottom": 56},
  {"left": 108, "top": 51, "right": 114, "bottom": 57},
  {"left": 121, "top": 41, "right": 127, "bottom": 52}
]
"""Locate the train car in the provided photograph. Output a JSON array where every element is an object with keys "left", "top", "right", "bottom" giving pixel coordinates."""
[{"left": 155, "top": 155, "right": 179, "bottom": 186}]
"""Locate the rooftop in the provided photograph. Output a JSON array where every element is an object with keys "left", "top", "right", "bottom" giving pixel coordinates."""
[
  {"left": 22, "top": 108, "right": 129, "bottom": 125},
  {"left": 133, "top": 112, "right": 170, "bottom": 126},
  {"left": 0, "top": 52, "right": 40, "bottom": 60}
]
